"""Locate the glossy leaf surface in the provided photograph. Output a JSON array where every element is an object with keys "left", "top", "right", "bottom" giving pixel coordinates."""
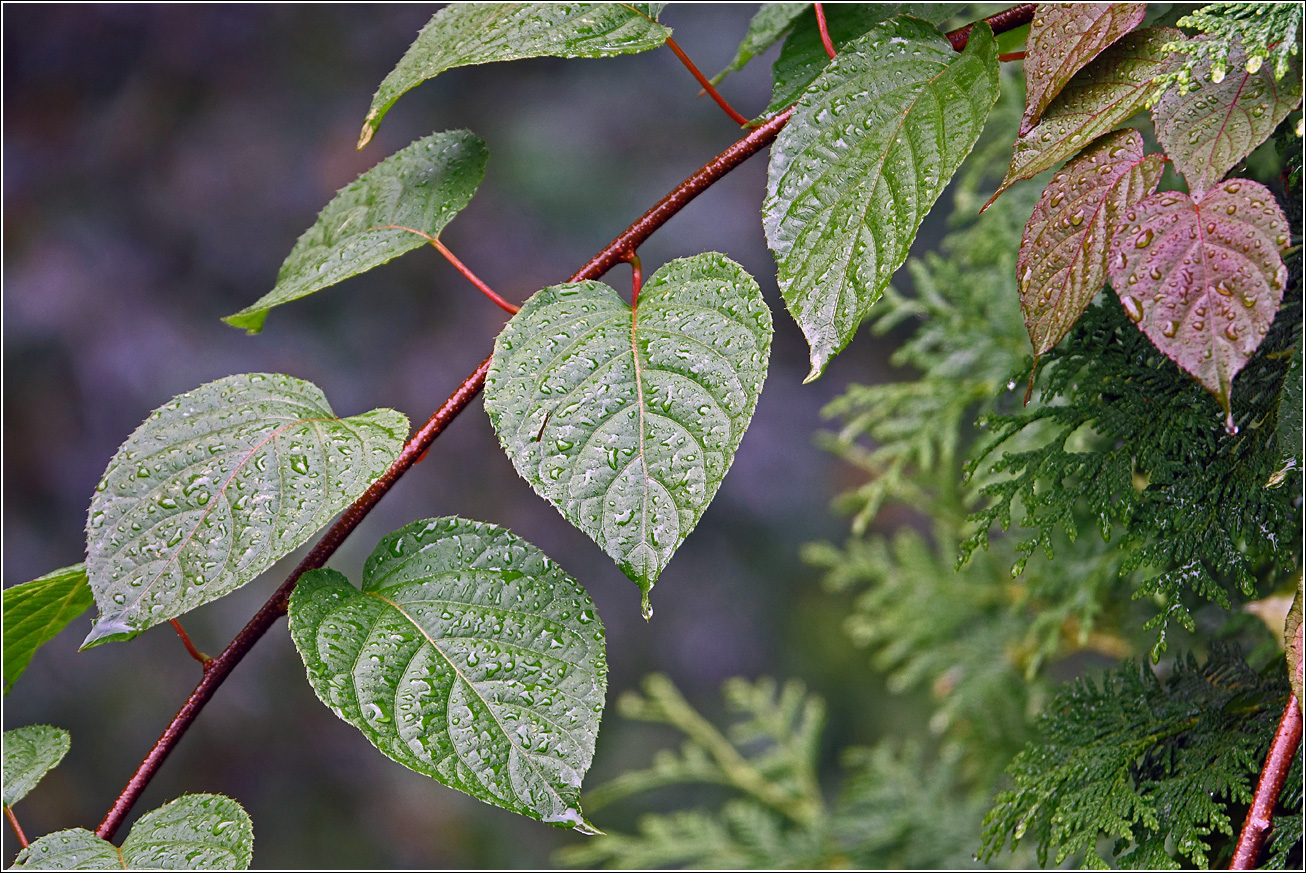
[
  {"left": 1018, "top": 129, "right": 1163, "bottom": 356},
  {"left": 1106, "top": 181, "right": 1290, "bottom": 430},
  {"left": 712, "top": 3, "right": 809, "bottom": 84},
  {"left": 1020, "top": 3, "right": 1146, "bottom": 135},
  {"left": 83, "top": 374, "right": 408, "bottom": 648},
  {"left": 359, "top": 4, "right": 670, "bottom": 148},
  {"left": 2, "top": 726, "right": 70, "bottom": 806},
  {"left": 765, "top": 18, "right": 998, "bottom": 380},
  {"left": 289, "top": 517, "right": 607, "bottom": 831},
  {"left": 3, "top": 565, "right": 92, "bottom": 695},
  {"left": 224, "top": 131, "right": 486, "bottom": 333},
  {"left": 484, "top": 254, "right": 771, "bottom": 609}
]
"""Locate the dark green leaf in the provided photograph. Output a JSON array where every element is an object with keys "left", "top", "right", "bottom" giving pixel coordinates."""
[
  {"left": 484, "top": 254, "right": 771, "bottom": 612},
  {"left": 289, "top": 517, "right": 607, "bottom": 832},
  {"left": 2, "top": 726, "right": 70, "bottom": 806},
  {"left": 10, "top": 831, "right": 118, "bottom": 870},
  {"left": 1276, "top": 338, "right": 1303, "bottom": 479},
  {"left": 764, "top": 18, "right": 999, "bottom": 380},
  {"left": 711, "top": 3, "right": 809, "bottom": 85},
  {"left": 3, "top": 565, "right": 92, "bottom": 696},
  {"left": 223, "top": 131, "right": 486, "bottom": 333},
  {"left": 83, "top": 373, "right": 408, "bottom": 648}
]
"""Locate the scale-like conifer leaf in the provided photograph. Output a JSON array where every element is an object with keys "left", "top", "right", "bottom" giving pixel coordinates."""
[
  {"left": 289, "top": 517, "right": 607, "bottom": 832},
  {"left": 3, "top": 565, "right": 92, "bottom": 696},
  {"left": 712, "top": 3, "right": 810, "bottom": 85},
  {"left": 359, "top": 4, "right": 670, "bottom": 148},
  {"left": 1106, "top": 180, "right": 1290, "bottom": 430},
  {"left": 2, "top": 726, "right": 70, "bottom": 806},
  {"left": 83, "top": 374, "right": 408, "bottom": 648},
  {"left": 224, "top": 131, "right": 486, "bottom": 333},
  {"left": 1018, "top": 129, "right": 1163, "bottom": 356},
  {"left": 484, "top": 254, "right": 771, "bottom": 614},
  {"left": 764, "top": 17, "right": 998, "bottom": 380}
]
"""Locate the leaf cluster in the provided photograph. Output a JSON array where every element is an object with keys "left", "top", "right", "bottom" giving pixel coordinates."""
[{"left": 1163, "top": 2, "right": 1305, "bottom": 88}]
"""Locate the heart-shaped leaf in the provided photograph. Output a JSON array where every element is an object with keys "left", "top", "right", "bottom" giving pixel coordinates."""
[
  {"left": 289, "top": 517, "right": 607, "bottom": 832},
  {"left": 223, "top": 131, "right": 487, "bottom": 333},
  {"left": 1019, "top": 3, "right": 1147, "bottom": 135},
  {"left": 483, "top": 254, "right": 771, "bottom": 612},
  {"left": 764, "top": 17, "right": 998, "bottom": 380},
  {"left": 712, "top": 2, "right": 810, "bottom": 85},
  {"left": 3, "top": 565, "right": 92, "bottom": 696},
  {"left": 1018, "top": 129, "right": 1163, "bottom": 356},
  {"left": 1106, "top": 180, "right": 1291, "bottom": 431},
  {"left": 1153, "top": 37, "right": 1303, "bottom": 195},
  {"left": 359, "top": 4, "right": 670, "bottom": 148},
  {"left": 2, "top": 726, "right": 70, "bottom": 806},
  {"left": 83, "top": 373, "right": 408, "bottom": 648}
]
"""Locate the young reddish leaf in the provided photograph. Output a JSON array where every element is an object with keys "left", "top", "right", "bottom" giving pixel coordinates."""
[
  {"left": 1018, "top": 129, "right": 1163, "bottom": 356},
  {"left": 1020, "top": 3, "right": 1147, "bottom": 136},
  {"left": 988, "top": 27, "right": 1179, "bottom": 209},
  {"left": 1106, "top": 181, "right": 1291, "bottom": 431},
  {"left": 1153, "top": 38, "right": 1304, "bottom": 195}
]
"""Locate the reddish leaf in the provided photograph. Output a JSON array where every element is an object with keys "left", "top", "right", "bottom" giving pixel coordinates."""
[
  {"left": 1153, "top": 37, "right": 1304, "bottom": 195},
  {"left": 1019, "top": 130, "right": 1163, "bottom": 356},
  {"left": 1107, "top": 181, "right": 1290, "bottom": 431},
  {"left": 1020, "top": 3, "right": 1147, "bottom": 136}
]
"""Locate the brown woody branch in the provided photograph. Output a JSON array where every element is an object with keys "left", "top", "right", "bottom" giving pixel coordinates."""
[{"left": 1230, "top": 695, "right": 1303, "bottom": 869}]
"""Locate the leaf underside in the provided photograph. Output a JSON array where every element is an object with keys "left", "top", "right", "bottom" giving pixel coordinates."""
[
  {"left": 3, "top": 565, "right": 93, "bottom": 696},
  {"left": 2, "top": 725, "right": 70, "bottom": 807}
]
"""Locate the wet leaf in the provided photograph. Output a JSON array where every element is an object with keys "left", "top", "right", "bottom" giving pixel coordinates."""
[
  {"left": 1018, "top": 129, "right": 1163, "bottom": 356},
  {"left": 1287, "top": 576, "right": 1303, "bottom": 704},
  {"left": 712, "top": 3, "right": 809, "bottom": 85},
  {"left": 2, "top": 726, "right": 70, "bottom": 806},
  {"left": 1274, "top": 338, "right": 1303, "bottom": 481},
  {"left": 483, "top": 254, "right": 771, "bottom": 612},
  {"left": 359, "top": 4, "right": 670, "bottom": 148},
  {"left": 988, "top": 27, "right": 1179, "bottom": 209},
  {"left": 764, "top": 17, "right": 998, "bottom": 380},
  {"left": 1020, "top": 3, "right": 1147, "bottom": 136},
  {"left": 224, "top": 131, "right": 486, "bottom": 333},
  {"left": 1153, "top": 37, "right": 1304, "bottom": 195},
  {"left": 9, "top": 831, "right": 118, "bottom": 870},
  {"left": 83, "top": 373, "right": 408, "bottom": 648},
  {"left": 289, "top": 517, "right": 607, "bottom": 832},
  {"left": 1106, "top": 181, "right": 1290, "bottom": 431},
  {"left": 3, "top": 565, "right": 92, "bottom": 696}
]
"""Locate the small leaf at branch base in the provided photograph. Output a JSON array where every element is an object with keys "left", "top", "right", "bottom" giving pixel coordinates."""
[
  {"left": 1106, "top": 181, "right": 1291, "bottom": 431},
  {"left": 3, "top": 565, "right": 92, "bottom": 696},
  {"left": 289, "top": 517, "right": 607, "bottom": 832},
  {"left": 2, "top": 726, "right": 70, "bottom": 806}
]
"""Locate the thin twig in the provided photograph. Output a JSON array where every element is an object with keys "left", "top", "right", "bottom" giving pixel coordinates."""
[
  {"left": 947, "top": 3, "right": 1036, "bottom": 51},
  {"left": 665, "top": 37, "right": 749, "bottom": 126},
  {"left": 375, "top": 224, "right": 519, "bottom": 314},
  {"left": 626, "top": 252, "right": 643, "bottom": 308},
  {"left": 168, "top": 619, "right": 211, "bottom": 667},
  {"left": 999, "top": 51, "right": 1027, "bottom": 62},
  {"left": 5, "top": 805, "right": 29, "bottom": 849},
  {"left": 815, "top": 4, "right": 837, "bottom": 60},
  {"left": 1231, "top": 695, "right": 1303, "bottom": 869}
]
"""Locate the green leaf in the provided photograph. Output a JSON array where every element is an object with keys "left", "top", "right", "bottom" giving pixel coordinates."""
[
  {"left": 223, "top": 131, "right": 486, "bottom": 334},
  {"left": 359, "top": 4, "right": 670, "bottom": 148},
  {"left": 1018, "top": 129, "right": 1163, "bottom": 356},
  {"left": 764, "top": 17, "right": 999, "bottom": 381},
  {"left": 1106, "top": 181, "right": 1290, "bottom": 431},
  {"left": 13, "top": 794, "right": 254, "bottom": 870},
  {"left": 2, "top": 726, "right": 70, "bottom": 806},
  {"left": 83, "top": 373, "right": 408, "bottom": 648},
  {"left": 1276, "top": 338, "right": 1303, "bottom": 479},
  {"left": 988, "top": 27, "right": 1179, "bottom": 209},
  {"left": 483, "top": 253, "right": 772, "bottom": 612},
  {"left": 3, "top": 565, "right": 93, "bottom": 696},
  {"left": 711, "top": 3, "right": 810, "bottom": 85},
  {"left": 288, "top": 517, "right": 607, "bottom": 832},
  {"left": 1019, "top": 3, "right": 1147, "bottom": 135}
]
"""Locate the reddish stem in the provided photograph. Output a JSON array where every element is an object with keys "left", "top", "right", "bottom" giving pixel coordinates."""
[
  {"left": 627, "top": 252, "right": 643, "bottom": 308},
  {"left": 665, "top": 37, "right": 749, "bottom": 127},
  {"left": 1230, "top": 695, "right": 1303, "bottom": 869},
  {"left": 815, "top": 4, "right": 837, "bottom": 60},
  {"left": 5, "top": 805, "right": 28, "bottom": 849},
  {"left": 168, "top": 619, "right": 210, "bottom": 667},
  {"left": 947, "top": 3, "right": 1036, "bottom": 51},
  {"left": 999, "top": 51, "right": 1027, "bottom": 62},
  {"left": 376, "top": 224, "right": 519, "bottom": 314}
]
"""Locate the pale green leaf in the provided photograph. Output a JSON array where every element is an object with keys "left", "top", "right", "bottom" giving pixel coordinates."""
[
  {"left": 3, "top": 565, "right": 92, "bottom": 696},
  {"left": 83, "top": 373, "right": 408, "bottom": 648},
  {"left": 289, "top": 517, "right": 607, "bottom": 832},
  {"left": 359, "top": 4, "right": 670, "bottom": 148},
  {"left": 9, "top": 830, "right": 119, "bottom": 870},
  {"left": 223, "top": 131, "right": 486, "bottom": 333},
  {"left": 483, "top": 253, "right": 772, "bottom": 612},
  {"left": 764, "top": 18, "right": 999, "bottom": 380},
  {"left": 2, "top": 726, "right": 70, "bottom": 806},
  {"left": 711, "top": 3, "right": 810, "bottom": 85}
]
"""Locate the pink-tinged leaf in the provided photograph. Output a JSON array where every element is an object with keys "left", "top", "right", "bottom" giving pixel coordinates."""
[
  {"left": 987, "top": 27, "right": 1179, "bottom": 210},
  {"left": 1153, "top": 37, "right": 1304, "bottom": 195},
  {"left": 1018, "top": 129, "right": 1163, "bottom": 356},
  {"left": 1020, "top": 3, "right": 1147, "bottom": 136},
  {"left": 1106, "top": 180, "right": 1290, "bottom": 432}
]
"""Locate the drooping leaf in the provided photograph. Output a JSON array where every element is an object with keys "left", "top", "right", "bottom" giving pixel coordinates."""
[
  {"left": 1153, "top": 36, "right": 1304, "bottom": 195},
  {"left": 2, "top": 726, "right": 70, "bottom": 806},
  {"left": 288, "top": 517, "right": 607, "bottom": 832},
  {"left": 359, "top": 4, "right": 670, "bottom": 148},
  {"left": 1106, "top": 180, "right": 1290, "bottom": 431},
  {"left": 223, "top": 131, "right": 486, "bottom": 333},
  {"left": 988, "top": 27, "right": 1179, "bottom": 209},
  {"left": 764, "top": 17, "right": 999, "bottom": 380},
  {"left": 1017, "top": 129, "right": 1163, "bottom": 356},
  {"left": 483, "top": 254, "right": 771, "bottom": 611},
  {"left": 712, "top": 3, "right": 810, "bottom": 85},
  {"left": 83, "top": 373, "right": 408, "bottom": 648},
  {"left": 3, "top": 565, "right": 93, "bottom": 695},
  {"left": 1019, "top": 3, "right": 1147, "bottom": 136}
]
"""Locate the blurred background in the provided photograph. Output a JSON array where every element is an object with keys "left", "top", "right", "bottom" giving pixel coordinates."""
[{"left": 3, "top": 5, "right": 968, "bottom": 867}]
